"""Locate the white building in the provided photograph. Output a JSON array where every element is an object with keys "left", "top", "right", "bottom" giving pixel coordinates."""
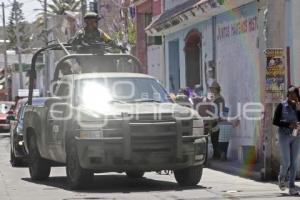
[
  {"left": 285, "top": 0, "right": 300, "bottom": 86},
  {"left": 146, "top": 0, "right": 300, "bottom": 168},
  {"left": 147, "top": 0, "right": 260, "bottom": 161}
]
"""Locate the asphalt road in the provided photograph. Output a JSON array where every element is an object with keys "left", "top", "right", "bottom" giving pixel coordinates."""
[{"left": 0, "top": 133, "right": 299, "bottom": 200}]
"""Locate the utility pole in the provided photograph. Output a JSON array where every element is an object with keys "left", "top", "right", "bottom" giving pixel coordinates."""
[
  {"left": 1, "top": 3, "right": 8, "bottom": 100},
  {"left": 124, "top": 7, "right": 128, "bottom": 46},
  {"left": 43, "top": 0, "right": 49, "bottom": 96},
  {"left": 122, "top": 0, "right": 130, "bottom": 46},
  {"left": 263, "top": 0, "right": 285, "bottom": 180},
  {"left": 14, "top": 0, "right": 23, "bottom": 89},
  {"left": 81, "top": 0, "right": 87, "bottom": 25}
]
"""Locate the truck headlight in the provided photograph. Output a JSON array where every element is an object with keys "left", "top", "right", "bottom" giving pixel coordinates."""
[
  {"left": 192, "top": 119, "right": 204, "bottom": 136},
  {"left": 79, "top": 130, "right": 103, "bottom": 139}
]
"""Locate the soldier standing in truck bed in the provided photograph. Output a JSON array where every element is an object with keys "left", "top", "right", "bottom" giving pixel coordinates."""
[{"left": 69, "top": 12, "right": 113, "bottom": 52}]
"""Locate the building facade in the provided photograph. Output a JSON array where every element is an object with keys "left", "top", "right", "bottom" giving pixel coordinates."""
[
  {"left": 146, "top": 0, "right": 300, "bottom": 165},
  {"left": 135, "top": 0, "right": 164, "bottom": 81},
  {"left": 285, "top": 0, "right": 300, "bottom": 86}
]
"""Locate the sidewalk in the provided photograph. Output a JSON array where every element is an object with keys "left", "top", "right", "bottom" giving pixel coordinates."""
[{"left": 206, "top": 159, "right": 263, "bottom": 181}]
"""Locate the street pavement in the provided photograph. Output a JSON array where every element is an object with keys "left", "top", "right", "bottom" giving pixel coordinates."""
[{"left": 0, "top": 133, "right": 299, "bottom": 200}]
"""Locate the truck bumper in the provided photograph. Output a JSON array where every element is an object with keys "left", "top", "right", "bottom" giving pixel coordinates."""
[
  {"left": 0, "top": 124, "right": 10, "bottom": 131},
  {"left": 75, "top": 136, "right": 207, "bottom": 172}
]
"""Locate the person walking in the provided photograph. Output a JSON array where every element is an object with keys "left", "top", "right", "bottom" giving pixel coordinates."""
[{"left": 273, "top": 86, "right": 300, "bottom": 195}]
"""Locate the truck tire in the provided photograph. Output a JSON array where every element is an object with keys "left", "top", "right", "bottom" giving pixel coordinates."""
[
  {"left": 10, "top": 149, "right": 22, "bottom": 167},
  {"left": 28, "top": 134, "right": 51, "bottom": 180},
  {"left": 126, "top": 171, "right": 144, "bottom": 178},
  {"left": 66, "top": 142, "right": 93, "bottom": 190},
  {"left": 174, "top": 165, "right": 203, "bottom": 186}
]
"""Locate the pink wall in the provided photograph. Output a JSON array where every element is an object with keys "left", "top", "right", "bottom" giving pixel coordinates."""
[
  {"left": 135, "top": 0, "right": 162, "bottom": 73},
  {"left": 153, "top": 0, "right": 162, "bottom": 16},
  {"left": 135, "top": 0, "right": 152, "bottom": 73}
]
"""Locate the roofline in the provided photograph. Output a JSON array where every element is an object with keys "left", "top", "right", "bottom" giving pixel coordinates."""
[
  {"left": 146, "top": 0, "right": 255, "bottom": 36},
  {"left": 145, "top": 0, "right": 205, "bottom": 34}
]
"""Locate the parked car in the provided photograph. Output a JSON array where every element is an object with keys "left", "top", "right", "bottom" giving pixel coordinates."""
[
  {"left": 10, "top": 98, "right": 47, "bottom": 167},
  {"left": 0, "top": 101, "right": 15, "bottom": 132}
]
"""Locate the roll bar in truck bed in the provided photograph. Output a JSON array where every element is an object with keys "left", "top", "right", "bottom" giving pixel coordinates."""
[{"left": 28, "top": 42, "right": 141, "bottom": 105}]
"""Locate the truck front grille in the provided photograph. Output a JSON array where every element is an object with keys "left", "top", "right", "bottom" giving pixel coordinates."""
[{"left": 129, "top": 121, "right": 177, "bottom": 154}]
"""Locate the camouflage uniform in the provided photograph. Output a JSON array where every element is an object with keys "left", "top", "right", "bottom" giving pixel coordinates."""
[
  {"left": 69, "top": 12, "right": 113, "bottom": 51},
  {"left": 69, "top": 27, "right": 112, "bottom": 49}
]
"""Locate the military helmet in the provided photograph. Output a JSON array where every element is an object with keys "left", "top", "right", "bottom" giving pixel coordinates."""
[{"left": 84, "top": 12, "right": 100, "bottom": 20}]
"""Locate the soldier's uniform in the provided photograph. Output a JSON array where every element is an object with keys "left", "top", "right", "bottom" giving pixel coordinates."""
[
  {"left": 68, "top": 12, "right": 124, "bottom": 72},
  {"left": 70, "top": 27, "right": 112, "bottom": 48},
  {"left": 69, "top": 12, "right": 113, "bottom": 51}
]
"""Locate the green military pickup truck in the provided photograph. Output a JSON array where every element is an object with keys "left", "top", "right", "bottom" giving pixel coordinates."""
[{"left": 23, "top": 43, "right": 207, "bottom": 190}]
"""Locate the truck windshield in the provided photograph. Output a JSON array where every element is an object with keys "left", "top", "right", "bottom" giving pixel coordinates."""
[{"left": 76, "top": 77, "right": 171, "bottom": 108}]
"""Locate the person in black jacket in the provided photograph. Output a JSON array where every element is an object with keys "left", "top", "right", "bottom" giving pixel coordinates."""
[{"left": 273, "top": 86, "right": 300, "bottom": 195}]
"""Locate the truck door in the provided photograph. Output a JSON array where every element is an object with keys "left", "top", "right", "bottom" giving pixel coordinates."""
[{"left": 47, "top": 81, "right": 71, "bottom": 162}]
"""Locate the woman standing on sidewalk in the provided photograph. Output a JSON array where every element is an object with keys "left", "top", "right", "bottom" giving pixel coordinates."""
[
  {"left": 208, "top": 81, "right": 225, "bottom": 159},
  {"left": 273, "top": 86, "right": 300, "bottom": 195}
]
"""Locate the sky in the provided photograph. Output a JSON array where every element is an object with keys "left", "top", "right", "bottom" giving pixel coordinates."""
[{"left": 2, "top": 0, "right": 42, "bottom": 23}]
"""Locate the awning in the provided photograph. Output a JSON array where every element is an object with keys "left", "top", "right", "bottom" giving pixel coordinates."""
[{"left": 145, "top": 0, "right": 211, "bottom": 34}]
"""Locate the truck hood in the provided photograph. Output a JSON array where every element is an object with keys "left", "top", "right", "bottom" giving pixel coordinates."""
[{"left": 77, "top": 102, "right": 199, "bottom": 120}]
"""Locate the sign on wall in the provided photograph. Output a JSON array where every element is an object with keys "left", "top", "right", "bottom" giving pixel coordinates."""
[
  {"left": 217, "top": 16, "right": 258, "bottom": 41},
  {"left": 265, "top": 48, "right": 285, "bottom": 102}
]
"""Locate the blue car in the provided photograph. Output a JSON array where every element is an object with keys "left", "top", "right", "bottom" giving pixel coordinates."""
[{"left": 10, "top": 98, "right": 47, "bottom": 167}]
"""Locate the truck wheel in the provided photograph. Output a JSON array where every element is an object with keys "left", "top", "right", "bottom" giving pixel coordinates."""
[
  {"left": 66, "top": 143, "right": 93, "bottom": 190},
  {"left": 10, "top": 149, "right": 22, "bottom": 167},
  {"left": 28, "top": 134, "right": 51, "bottom": 180},
  {"left": 126, "top": 171, "right": 144, "bottom": 178},
  {"left": 174, "top": 165, "right": 203, "bottom": 186}
]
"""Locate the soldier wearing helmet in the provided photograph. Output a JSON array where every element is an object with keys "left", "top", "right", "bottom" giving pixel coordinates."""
[{"left": 69, "top": 12, "right": 113, "bottom": 51}]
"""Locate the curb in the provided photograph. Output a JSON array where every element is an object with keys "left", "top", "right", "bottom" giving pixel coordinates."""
[{"left": 206, "top": 160, "right": 262, "bottom": 181}]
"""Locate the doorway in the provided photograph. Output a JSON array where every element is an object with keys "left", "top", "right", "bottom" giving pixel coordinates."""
[{"left": 185, "top": 29, "right": 202, "bottom": 88}]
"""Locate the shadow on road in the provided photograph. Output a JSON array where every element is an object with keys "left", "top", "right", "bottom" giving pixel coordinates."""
[
  {"left": 22, "top": 174, "right": 207, "bottom": 193},
  {"left": 0, "top": 133, "right": 10, "bottom": 139}
]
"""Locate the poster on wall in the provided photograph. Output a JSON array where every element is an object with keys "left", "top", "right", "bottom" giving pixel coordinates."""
[{"left": 265, "top": 48, "right": 285, "bottom": 102}]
